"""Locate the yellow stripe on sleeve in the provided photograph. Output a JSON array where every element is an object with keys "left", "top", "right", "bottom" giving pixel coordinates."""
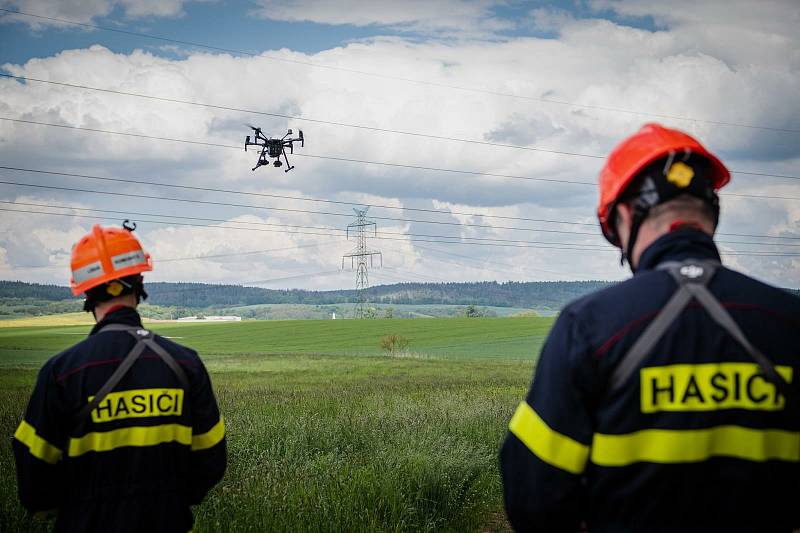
[
  {"left": 191, "top": 417, "right": 225, "bottom": 451},
  {"left": 14, "top": 420, "right": 63, "bottom": 464},
  {"left": 68, "top": 424, "right": 192, "bottom": 457},
  {"left": 591, "top": 425, "right": 800, "bottom": 467},
  {"left": 508, "top": 402, "right": 590, "bottom": 475}
]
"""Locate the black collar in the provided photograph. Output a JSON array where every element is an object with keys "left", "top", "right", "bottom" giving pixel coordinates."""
[
  {"left": 636, "top": 228, "right": 721, "bottom": 273},
  {"left": 89, "top": 306, "right": 144, "bottom": 336}
]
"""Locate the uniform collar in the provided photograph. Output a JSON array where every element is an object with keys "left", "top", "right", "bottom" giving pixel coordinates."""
[
  {"left": 89, "top": 306, "right": 144, "bottom": 335},
  {"left": 635, "top": 228, "right": 721, "bottom": 273}
]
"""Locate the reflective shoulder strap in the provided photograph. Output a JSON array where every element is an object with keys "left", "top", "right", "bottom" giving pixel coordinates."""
[
  {"left": 143, "top": 337, "right": 190, "bottom": 390},
  {"left": 609, "top": 259, "right": 718, "bottom": 392}
]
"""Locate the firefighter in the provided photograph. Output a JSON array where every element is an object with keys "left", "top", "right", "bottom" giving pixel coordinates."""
[
  {"left": 500, "top": 124, "right": 800, "bottom": 532},
  {"left": 12, "top": 223, "right": 226, "bottom": 532}
]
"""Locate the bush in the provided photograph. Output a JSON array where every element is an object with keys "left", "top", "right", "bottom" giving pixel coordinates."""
[{"left": 380, "top": 334, "right": 409, "bottom": 354}]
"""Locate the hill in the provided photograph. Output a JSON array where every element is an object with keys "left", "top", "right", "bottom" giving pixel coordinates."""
[
  {"left": 0, "top": 279, "right": 612, "bottom": 314},
  {"left": 2, "top": 279, "right": 798, "bottom": 320}
]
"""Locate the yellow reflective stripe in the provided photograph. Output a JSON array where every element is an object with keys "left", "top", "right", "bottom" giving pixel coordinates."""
[
  {"left": 68, "top": 423, "right": 192, "bottom": 457},
  {"left": 508, "top": 401, "right": 589, "bottom": 474},
  {"left": 14, "top": 420, "right": 63, "bottom": 464},
  {"left": 592, "top": 425, "right": 800, "bottom": 467},
  {"left": 192, "top": 417, "right": 225, "bottom": 451}
]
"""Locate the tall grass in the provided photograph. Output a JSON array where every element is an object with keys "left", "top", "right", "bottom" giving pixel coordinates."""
[{"left": 0, "top": 321, "right": 541, "bottom": 532}]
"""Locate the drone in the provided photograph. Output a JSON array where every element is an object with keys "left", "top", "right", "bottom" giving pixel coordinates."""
[{"left": 244, "top": 125, "right": 304, "bottom": 172}]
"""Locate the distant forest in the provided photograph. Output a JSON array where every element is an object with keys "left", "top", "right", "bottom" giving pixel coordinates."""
[
  {"left": 2, "top": 280, "right": 798, "bottom": 314},
  {"left": 0, "top": 280, "right": 613, "bottom": 310}
]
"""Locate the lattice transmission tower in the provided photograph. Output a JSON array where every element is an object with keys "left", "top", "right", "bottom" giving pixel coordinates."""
[{"left": 342, "top": 207, "right": 382, "bottom": 318}]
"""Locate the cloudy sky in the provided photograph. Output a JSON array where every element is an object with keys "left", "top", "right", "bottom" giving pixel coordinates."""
[{"left": 0, "top": 0, "right": 798, "bottom": 291}]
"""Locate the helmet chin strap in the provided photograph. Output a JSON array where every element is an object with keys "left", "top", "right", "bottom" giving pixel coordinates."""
[{"left": 622, "top": 202, "right": 651, "bottom": 273}]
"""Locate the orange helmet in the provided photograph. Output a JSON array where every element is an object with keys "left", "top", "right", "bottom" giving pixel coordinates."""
[
  {"left": 597, "top": 123, "right": 730, "bottom": 246},
  {"left": 70, "top": 223, "right": 152, "bottom": 296}
]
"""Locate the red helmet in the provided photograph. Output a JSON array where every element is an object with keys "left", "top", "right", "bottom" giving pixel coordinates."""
[
  {"left": 597, "top": 123, "right": 730, "bottom": 246},
  {"left": 70, "top": 224, "right": 152, "bottom": 296}
]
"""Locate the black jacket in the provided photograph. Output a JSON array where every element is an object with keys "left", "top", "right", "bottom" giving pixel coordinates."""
[
  {"left": 500, "top": 229, "right": 800, "bottom": 532},
  {"left": 13, "top": 307, "right": 227, "bottom": 532}
]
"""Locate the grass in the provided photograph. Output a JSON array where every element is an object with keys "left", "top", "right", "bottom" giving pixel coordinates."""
[
  {"left": 0, "top": 316, "right": 548, "bottom": 532},
  {"left": 0, "top": 312, "right": 95, "bottom": 328}
]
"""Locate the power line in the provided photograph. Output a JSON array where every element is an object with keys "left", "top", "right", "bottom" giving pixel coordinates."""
[
  {"left": 7, "top": 240, "right": 342, "bottom": 269},
  {"left": 4, "top": 165, "right": 798, "bottom": 241},
  {"left": 159, "top": 242, "right": 341, "bottom": 263},
  {"left": 2, "top": 8, "right": 799, "bottom": 135},
  {"left": 1, "top": 205, "right": 798, "bottom": 257},
  {"left": 4, "top": 73, "right": 799, "bottom": 182},
  {"left": 3, "top": 116, "right": 799, "bottom": 192},
  {"left": 0, "top": 165, "right": 598, "bottom": 227},
  {"left": 0, "top": 205, "right": 625, "bottom": 252},
  {"left": 0, "top": 198, "right": 347, "bottom": 235},
  {"left": 4, "top": 188, "right": 799, "bottom": 250},
  {"left": 145, "top": 269, "right": 349, "bottom": 297},
  {"left": 382, "top": 241, "right": 576, "bottom": 280},
  {"left": 0, "top": 198, "right": 609, "bottom": 249},
  {"left": 0, "top": 181, "right": 599, "bottom": 245},
  {"left": 0, "top": 167, "right": 603, "bottom": 235},
  {"left": 0, "top": 73, "right": 602, "bottom": 160}
]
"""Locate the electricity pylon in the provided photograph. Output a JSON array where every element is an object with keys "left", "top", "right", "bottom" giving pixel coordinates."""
[{"left": 342, "top": 207, "right": 382, "bottom": 318}]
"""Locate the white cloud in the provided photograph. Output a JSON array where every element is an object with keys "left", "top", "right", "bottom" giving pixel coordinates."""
[
  {"left": 251, "top": 0, "right": 513, "bottom": 37},
  {"left": 0, "top": 2, "right": 798, "bottom": 288},
  {"left": 0, "top": 0, "right": 195, "bottom": 27}
]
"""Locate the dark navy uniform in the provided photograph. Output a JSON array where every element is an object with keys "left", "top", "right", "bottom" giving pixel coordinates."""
[
  {"left": 13, "top": 307, "right": 226, "bottom": 532},
  {"left": 500, "top": 229, "right": 800, "bottom": 532}
]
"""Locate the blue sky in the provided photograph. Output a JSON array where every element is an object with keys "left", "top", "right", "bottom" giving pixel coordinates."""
[
  {"left": 1, "top": 2, "right": 378, "bottom": 64},
  {"left": 0, "top": 0, "right": 797, "bottom": 289},
  {"left": 0, "top": 1, "right": 659, "bottom": 66}
]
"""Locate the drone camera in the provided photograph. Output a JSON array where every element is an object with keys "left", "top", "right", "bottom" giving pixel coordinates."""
[{"left": 274, "top": 160, "right": 282, "bottom": 167}]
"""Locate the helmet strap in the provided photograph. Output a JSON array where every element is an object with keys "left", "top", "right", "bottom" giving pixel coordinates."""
[{"left": 623, "top": 201, "right": 651, "bottom": 273}]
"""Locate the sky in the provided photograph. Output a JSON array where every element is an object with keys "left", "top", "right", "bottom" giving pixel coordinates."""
[{"left": 0, "top": 0, "right": 798, "bottom": 291}]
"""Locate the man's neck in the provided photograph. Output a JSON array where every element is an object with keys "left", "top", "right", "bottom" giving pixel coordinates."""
[
  {"left": 631, "top": 219, "right": 714, "bottom": 269},
  {"left": 93, "top": 296, "right": 137, "bottom": 322}
]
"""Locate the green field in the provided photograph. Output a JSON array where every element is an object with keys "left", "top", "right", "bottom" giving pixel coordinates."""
[{"left": 0, "top": 316, "right": 552, "bottom": 532}]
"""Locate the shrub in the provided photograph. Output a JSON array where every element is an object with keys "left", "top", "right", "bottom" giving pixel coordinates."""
[{"left": 380, "top": 334, "right": 409, "bottom": 354}]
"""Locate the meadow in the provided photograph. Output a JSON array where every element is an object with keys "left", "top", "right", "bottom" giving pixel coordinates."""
[{"left": 0, "top": 316, "right": 553, "bottom": 532}]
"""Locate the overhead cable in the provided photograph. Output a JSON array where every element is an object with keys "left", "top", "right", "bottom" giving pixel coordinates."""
[
  {"left": 2, "top": 116, "right": 798, "bottom": 193},
  {"left": 0, "top": 199, "right": 611, "bottom": 249},
  {"left": 2, "top": 8, "right": 799, "bottom": 135},
  {"left": 3, "top": 73, "right": 798, "bottom": 181},
  {"left": 0, "top": 206, "right": 632, "bottom": 252},
  {"left": 1, "top": 206, "right": 798, "bottom": 257},
  {"left": 0, "top": 166, "right": 598, "bottom": 227},
  {"left": 0, "top": 73, "right": 602, "bottom": 160},
  {"left": 3, "top": 187, "right": 798, "bottom": 250},
  {"left": 3, "top": 165, "right": 797, "bottom": 241}
]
